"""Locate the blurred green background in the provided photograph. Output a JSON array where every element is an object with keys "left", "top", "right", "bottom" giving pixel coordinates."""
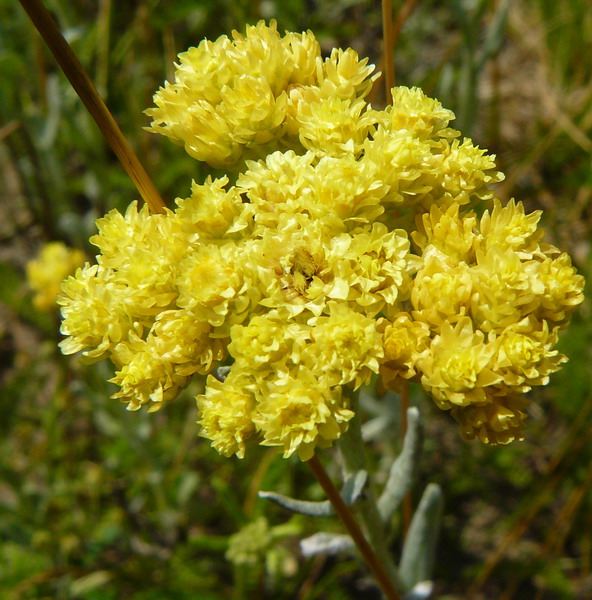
[{"left": 1, "top": 1, "right": 591, "bottom": 598}]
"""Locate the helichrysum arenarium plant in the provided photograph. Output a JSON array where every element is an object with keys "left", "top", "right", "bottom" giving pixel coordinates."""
[
  {"left": 49, "top": 19, "right": 583, "bottom": 599},
  {"left": 59, "top": 21, "right": 583, "bottom": 452}
]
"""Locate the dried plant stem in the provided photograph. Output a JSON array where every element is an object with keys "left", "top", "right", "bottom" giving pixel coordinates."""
[
  {"left": 18, "top": 0, "right": 166, "bottom": 214},
  {"left": 307, "top": 455, "right": 402, "bottom": 600},
  {"left": 381, "top": 0, "right": 395, "bottom": 95},
  {"left": 0, "top": 121, "right": 20, "bottom": 141}
]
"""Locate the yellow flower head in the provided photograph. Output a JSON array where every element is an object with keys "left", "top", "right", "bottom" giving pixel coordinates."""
[
  {"left": 536, "top": 251, "right": 585, "bottom": 327},
  {"left": 389, "top": 86, "right": 456, "bottom": 139},
  {"left": 27, "top": 242, "right": 86, "bottom": 312},
  {"left": 312, "top": 155, "right": 388, "bottom": 226},
  {"left": 451, "top": 393, "right": 529, "bottom": 445},
  {"left": 197, "top": 369, "right": 257, "bottom": 459},
  {"left": 479, "top": 199, "right": 544, "bottom": 257},
  {"left": 431, "top": 138, "right": 502, "bottom": 209},
  {"left": 399, "top": 197, "right": 584, "bottom": 443},
  {"left": 411, "top": 256, "right": 473, "bottom": 327},
  {"left": 491, "top": 317, "right": 566, "bottom": 390},
  {"left": 59, "top": 264, "right": 132, "bottom": 360},
  {"left": 91, "top": 202, "right": 183, "bottom": 315},
  {"left": 59, "top": 23, "right": 585, "bottom": 457},
  {"left": 146, "top": 21, "right": 295, "bottom": 167},
  {"left": 146, "top": 21, "right": 377, "bottom": 168},
  {"left": 379, "top": 313, "right": 431, "bottom": 389},
  {"left": 175, "top": 241, "right": 252, "bottom": 332},
  {"left": 174, "top": 176, "right": 248, "bottom": 240},
  {"left": 253, "top": 370, "right": 353, "bottom": 461},
  {"left": 236, "top": 150, "right": 320, "bottom": 232},
  {"left": 110, "top": 310, "right": 224, "bottom": 412},
  {"left": 318, "top": 47, "right": 378, "bottom": 100},
  {"left": 295, "top": 96, "right": 379, "bottom": 158},
  {"left": 328, "top": 223, "right": 418, "bottom": 314},
  {"left": 418, "top": 318, "right": 501, "bottom": 408},
  {"left": 412, "top": 203, "right": 478, "bottom": 262},
  {"left": 242, "top": 221, "right": 334, "bottom": 320},
  {"left": 363, "top": 89, "right": 503, "bottom": 215},
  {"left": 307, "top": 303, "right": 384, "bottom": 389},
  {"left": 228, "top": 312, "right": 309, "bottom": 374}
]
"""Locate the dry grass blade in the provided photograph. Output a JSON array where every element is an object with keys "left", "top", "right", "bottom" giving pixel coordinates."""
[{"left": 0, "top": 121, "right": 21, "bottom": 141}]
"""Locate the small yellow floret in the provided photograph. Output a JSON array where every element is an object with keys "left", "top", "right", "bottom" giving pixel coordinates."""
[
  {"left": 389, "top": 86, "right": 456, "bottom": 138},
  {"left": 228, "top": 312, "right": 309, "bottom": 373},
  {"left": 110, "top": 310, "right": 223, "bottom": 412},
  {"left": 175, "top": 176, "right": 248, "bottom": 239},
  {"left": 411, "top": 256, "right": 473, "bottom": 327},
  {"left": 412, "top": 203, "right": 477, "bottom": 261},
  {"left": 480, "top": 199, "right": 544, "bottom": 257},
  {"left": 59, "top": 264, "right": 131, "bottom": 360},
  {"left": 491, "top": 317, "right": 565, "bottom": 390},
  {"left": 295, "top": 96, "right": 378, "bottom": 158}
]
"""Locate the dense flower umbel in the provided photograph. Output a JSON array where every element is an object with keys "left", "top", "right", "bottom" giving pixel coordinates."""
[{"left": 59, "top": 22, "right": 584, "bottom": 458}]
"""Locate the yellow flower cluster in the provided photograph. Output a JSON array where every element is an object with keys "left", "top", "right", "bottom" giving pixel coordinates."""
[
  {"left": 59, "top": 22, "right": 584, "bottom": 458},
  {"left": 145, "top": 20, "right": 377, "bottom": 169},
  {"left": 381, "top": 200, "right": 584, "bottom": 443},
  {"left": 27, "top": 242, "right": 86, "bottom": 312}
]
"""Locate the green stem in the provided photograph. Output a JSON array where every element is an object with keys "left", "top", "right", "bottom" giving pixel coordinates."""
[{"left": 338, "top": 390, "right": 405, "bottom": 592}]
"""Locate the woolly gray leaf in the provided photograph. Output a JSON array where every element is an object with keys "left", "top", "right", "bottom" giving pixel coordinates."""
[
  {"left": 341, "top": 469, "right": 368, "bottom": 505},
  {"left": 258, "top": 491, "right": 333, "bottom": 516},
  {"left": 378, "top": 407, "right": 423, "bottom": 522},
  {"left": 300, "top": 532, "right": 354, "bottom": 557},
  {"left": 398, "top": 484, "right": 443, "bottom": 592},
  {"left": 259, "top": 470, "right": 367, "bottom": 516},
  {"left": 403, "top": 580, "right": 433, "bottom": 600}
]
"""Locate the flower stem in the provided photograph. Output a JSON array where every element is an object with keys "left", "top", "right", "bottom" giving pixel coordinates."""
[
  {"left": 381, "top": 0, "right": 395, "bottom": 95},
  {"left": 338, "top": 391, "right": 406, "bottom": 594},
  {"left": 18, "top": 0, "right": 166, "bottom": 215},
  {"left": 307, "top": 454, "right": 402, "bottom": 600}
]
